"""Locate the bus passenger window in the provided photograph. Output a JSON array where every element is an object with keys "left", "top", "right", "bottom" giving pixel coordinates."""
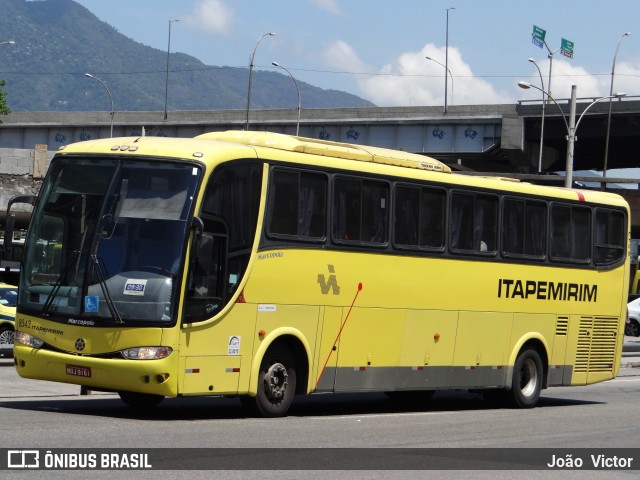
[
  {"left": 502, "top": 198, "right": 546, "bottom": 259},
  {"left": 394, "top": 185, "right": 445, "bottom": 250},
  {"left": 594, "top": 209, "right": 625, "bottom": 265},
  {"left": 394, "top": 186, "right": 420, "bottom": 246},
  {"left": 550, "top": 204, "right": 591, "bottom": 263},
  {"left": 333, "top": 177, "right": 388, "bottom": 246},
  {"left": 267, "top": 169, "right": 327, "bottom": 240},
  {"left": 450, "top": 191, "right": 497, "bottom": 255}
]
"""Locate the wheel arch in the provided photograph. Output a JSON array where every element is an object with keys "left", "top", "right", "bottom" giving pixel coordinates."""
[
  {"left": 506, "top": 335, "right": 549, "bottom": 390},
  {"left": 248, "top": 328, "right": 311, "bottom": 396}
]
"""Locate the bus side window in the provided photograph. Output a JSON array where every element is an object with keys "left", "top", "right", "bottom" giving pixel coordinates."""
[
  {"left": 266, "top": 168, "right": 327, "bottom": 240},
  {"left": 394, "top": 184, "right": 445, "bottom": 251},
  {"left": 502, "top": 198, "right": 547, "bottom": 259},
  {"left": 594, "top": 209, "right": 626, "bottom": 266},
  {"left": 450, "top": 191, "right": 497, "bottom": 255},
  {"left": 550, "top": 204, "right": 591, "bottom": 263},
  {"left": 333, "top": 176, "right": 388, "bottom": 245},
  {"left": 184, "top": 225, "right": 227, "bottom": 323}
]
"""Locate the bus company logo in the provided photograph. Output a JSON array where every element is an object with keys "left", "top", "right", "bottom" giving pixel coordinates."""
[
  {"left": 317, "top": 265, "right": 340, "bottom": 295},
  {"left": 8, "top": 450, "right": 40, "bottom": 468},
  {"left": 497, "top": 278, "right": 598, "bottom": 302},
  {"left": 75, "top": 338, "right": 86, "bottom": 352}
]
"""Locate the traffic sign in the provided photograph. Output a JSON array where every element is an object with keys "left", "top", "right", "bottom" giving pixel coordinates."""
[
  {"left": 561, "top": 38, "right": 574, "bottom": 58},
  {"left": 532, "top": 25, "right": 546, "bottom": 48}
]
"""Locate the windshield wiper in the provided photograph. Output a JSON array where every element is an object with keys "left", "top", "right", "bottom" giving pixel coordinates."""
[
  {"left": 100, "top": 178, "right": 129, "bottom": 239},
  {"left": 42, "top": 250, "right": 79, "bottom": 317},
  {"left": 91, "top": 254, "right": 124, "bottom": 324}
]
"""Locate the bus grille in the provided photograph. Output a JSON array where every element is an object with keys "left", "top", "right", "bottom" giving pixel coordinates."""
[
  {"left": 575, "top": 316, "right": 619, "bottom": 373},
  {"left": 555, "top": 316, "right": 568, "bottom": 336}
]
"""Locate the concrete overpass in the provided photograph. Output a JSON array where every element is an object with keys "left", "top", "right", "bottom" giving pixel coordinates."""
[
  {"left": 2, "top": 100, "right": 640, "bottom": 233},
  {"left": 2, "top": 98, "right": 640, "bottom": 173}
]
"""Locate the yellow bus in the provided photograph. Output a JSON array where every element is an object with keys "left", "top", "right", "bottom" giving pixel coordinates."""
[{"left": 8, "top": 131, "right": 629, "bottom": 417}]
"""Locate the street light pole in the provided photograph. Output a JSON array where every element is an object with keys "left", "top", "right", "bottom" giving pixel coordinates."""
[
  {"left": 164, "top": 19, "right": 180, "bottom": 121},
  {"left": 84, "top": 73, "right": 114, "bottom": 138},
  {"left": 603, "top": 32, "right": 631, "bottom": 182},
  {"left": 245, "top": 32, "right": 275, "bottom": 131},
  {"left": 272, "top": 62, "right": 301, "bottom": 136},
  {"left": 517, "top": 81, "right": 626, "bottom": 188},
  {"left": 565, "top": 85, "right": 577, "bottom": 188},
  {"left": 444, "top": 7, "right": 455, "bottom": 114},
  {"left": 528, "top": 58, "right": 546, "bottom": 173},
  {"left": 425, "top": 56, "right": 454, "bottom": 107}
]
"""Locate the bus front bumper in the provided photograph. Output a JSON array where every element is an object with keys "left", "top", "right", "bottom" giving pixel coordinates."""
[{"left": 13, "top": 345, "right": 178, "bottom": 397}]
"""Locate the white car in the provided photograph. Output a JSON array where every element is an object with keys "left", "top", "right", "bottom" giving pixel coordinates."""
[{"left": 627, "top": 296, "right": 640, "bottom": 337}]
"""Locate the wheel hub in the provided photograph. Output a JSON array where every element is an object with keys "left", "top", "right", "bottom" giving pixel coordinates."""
[
  {"left": 264, "top": 363, "right": 288, "bottom": 400},
  {"left": 520, "top": 358, "right": 538, "bottom": 397}
]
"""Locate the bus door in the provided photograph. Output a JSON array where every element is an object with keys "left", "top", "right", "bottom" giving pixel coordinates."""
[
  {"left": 180, "top": 217, "right": 242, "bottom": 395},
  {"left": 313, "top": 306, "right": 344, "bottom": 392}
]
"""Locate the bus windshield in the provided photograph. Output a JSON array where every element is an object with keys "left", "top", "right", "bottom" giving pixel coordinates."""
[{"left": 19, "top": 156, "right": 201, "bottom": 325}]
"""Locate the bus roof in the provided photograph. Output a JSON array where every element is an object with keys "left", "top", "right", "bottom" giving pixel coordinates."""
[
  {"left": 54, "top": 131, "right": 627, "bottom": 209},
  {"left": 195, "top": 131, "right": 451, "bottom": 174}
]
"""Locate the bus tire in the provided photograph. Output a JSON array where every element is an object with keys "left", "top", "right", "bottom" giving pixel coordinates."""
[
  {"left": 118, "top": 391, "right": 164, "bottom": 409},
  {"left": 248, "top": 344, "right": 297, "bottom": 418},
  {"left": 508, "top": 348, "right": 543, "bottom": 408}
]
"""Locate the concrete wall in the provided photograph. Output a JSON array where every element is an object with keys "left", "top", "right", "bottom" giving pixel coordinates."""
[{"left": 0, "top": 147, "right": 52, "bottom": 215}]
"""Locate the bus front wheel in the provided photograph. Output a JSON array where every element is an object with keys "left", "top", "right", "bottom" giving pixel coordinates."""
[
  {"left": 244, "top": 345, "right": 297, "bottom": 418},
  {"left": 508, "top": 348, "right": 543, "bottom": 408},
  {"left": 118, "top": 391, "right": 165, "bottom": 409}
]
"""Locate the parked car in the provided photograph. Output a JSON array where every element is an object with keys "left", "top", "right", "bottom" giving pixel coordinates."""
[
  {"left": 627, "top": 296, "right": 640, "bottom": 337},
  {"left": 0, "top": 283, "right": 17, "bottom": 357}
]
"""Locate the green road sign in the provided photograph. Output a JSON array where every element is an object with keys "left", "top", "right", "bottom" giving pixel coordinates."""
[
  {"left": 561, "top": 38, "right": 574, "bottom": 58},
  {"left": 532, "top": 25, "right": 546, "bottom": 48}
]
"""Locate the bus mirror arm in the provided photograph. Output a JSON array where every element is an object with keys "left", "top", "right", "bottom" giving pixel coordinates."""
[
  {"left": 3, "top": 194, "right": 35, "bottom": 260},
  {"left": 191, "top": 216, "right": 204, "bottom": 235},
  {"left": 3, "top": 213, "right": 15, "bottom": 260},
  {"left": 189, "top": 216, "right": 205, "bottom": 273}
]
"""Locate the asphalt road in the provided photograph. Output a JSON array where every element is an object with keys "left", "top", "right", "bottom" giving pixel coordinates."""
[{"left": 1, "top": 340, "right": 639, "bottom": 480}]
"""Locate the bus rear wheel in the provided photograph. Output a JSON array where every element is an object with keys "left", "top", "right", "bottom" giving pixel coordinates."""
[
  {"left": 508, "top": 348, "right": 543, "bottom": 408},
  {"left": 244, "top": 345, "right": 297, "bottom": 418},
  {"left": 118, "top": 391, "right": 165, "bottom": 409}
]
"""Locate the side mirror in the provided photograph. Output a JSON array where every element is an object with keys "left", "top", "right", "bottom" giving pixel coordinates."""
[
  {"left": 3, "top": 194, "right": 36, "bottom": 263},
  {"left": 3, "top": 213, "right": 15, "bottom": 259}
]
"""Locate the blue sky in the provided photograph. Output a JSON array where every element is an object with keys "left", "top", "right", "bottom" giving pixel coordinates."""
[{"left": 72, "top": 0, "right": 640, "bottom": 107}]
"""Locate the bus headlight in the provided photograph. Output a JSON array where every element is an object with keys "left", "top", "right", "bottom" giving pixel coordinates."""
[
  {"left": 120, "top": 346, "right": 173, "bottom": 360},
  {"left": 14, "top": 331, "right": 45, "bottom": 349}
]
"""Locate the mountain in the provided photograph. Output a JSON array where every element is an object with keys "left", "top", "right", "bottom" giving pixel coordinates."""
[{"left": 0, "top": 0, "right": 374, "bottom": 112}]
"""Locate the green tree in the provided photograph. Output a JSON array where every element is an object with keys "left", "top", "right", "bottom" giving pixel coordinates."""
[{"left": 0, "top": 79, "right": 10, "bottom": 122}]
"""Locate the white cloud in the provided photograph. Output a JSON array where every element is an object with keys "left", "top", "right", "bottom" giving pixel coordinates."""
[
  {"left": 518, "top": 56, "right": 640, "bottom": 102},
  {"left": 611, "top": 62, "right": 640, "bottom": 97},
  {"left": 323, "top": 40, "right": 370, "bottom": 74},
  {"left": 309, "top": 0, "right": 342, "bottom": 15},
  {"left": 324, "top": 41, "right": 510, "bottom": 106},
  {"left": 520, "top": 58, "right": 603, "bottom": 101},
  {"left": 182, "top": 0, "right": 234, "bottom": 36}
]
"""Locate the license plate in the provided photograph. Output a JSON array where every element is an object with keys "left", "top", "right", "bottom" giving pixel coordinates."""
[{"left": 66, "top": 364, "right": 91, "bottom": 378}]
